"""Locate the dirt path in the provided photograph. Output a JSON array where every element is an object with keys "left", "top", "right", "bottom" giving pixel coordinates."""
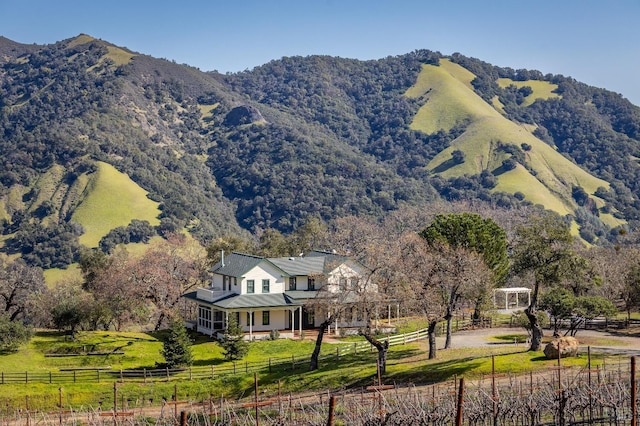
[{"left": 443, "top": 327, "right": 640, "bottom": 355}]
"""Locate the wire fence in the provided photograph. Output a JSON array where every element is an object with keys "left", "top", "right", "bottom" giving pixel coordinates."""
[{"left": 1, "top": 355, "right": 638, "bottom": 425}]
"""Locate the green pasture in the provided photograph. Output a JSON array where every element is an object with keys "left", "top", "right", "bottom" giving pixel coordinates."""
[
  {"left": 0, "top": 327, "right": 626, "bottom": 411},
  {"left": 497, "top": 78, "right": 561, "bottom": 106},
  {"left": 71, "top": 162, "right": 160, "bottom": 248}
]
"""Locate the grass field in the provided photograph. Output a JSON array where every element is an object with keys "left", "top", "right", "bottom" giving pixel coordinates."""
[
  {"left": 71, "top": 162, "right": 160, "bottom": 248},
  {"left": 0, "top": 326, "right": 626, "bottom": 411}
]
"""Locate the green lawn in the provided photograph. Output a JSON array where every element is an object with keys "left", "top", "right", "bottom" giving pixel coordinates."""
[{"left": 0, "top": 327, "right": 625, "bottom": 412}]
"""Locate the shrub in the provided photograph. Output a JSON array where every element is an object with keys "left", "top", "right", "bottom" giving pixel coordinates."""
[{"left": 161, "top": 317, "right": 193, "bottom": 368}]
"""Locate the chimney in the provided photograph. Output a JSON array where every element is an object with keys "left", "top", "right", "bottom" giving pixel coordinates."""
[{"left": 221, "top": 250, "right": 225, "bottom": 267}]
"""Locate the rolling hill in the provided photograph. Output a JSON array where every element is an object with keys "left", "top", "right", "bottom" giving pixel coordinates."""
[{"left": 1, "top": 34, "right": 639, "bottom": 275}]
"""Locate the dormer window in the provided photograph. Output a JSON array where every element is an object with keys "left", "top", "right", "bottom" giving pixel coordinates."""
[{"left": 289, "top": 277, "right": 297, "bottom": 290}]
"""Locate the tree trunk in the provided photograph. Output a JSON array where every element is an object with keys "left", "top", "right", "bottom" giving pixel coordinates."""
[
  {"left": 361, "top": 329, "right": 390, "bottom": 374},
  {"left": 444, "top": 309, "right": 453, "bottom": 349},
  {"left": 525, "top": 307, "right": 543, "bottom": 351},
  {"left": 309, "top": 320, "right": 330, "bottom": 371},
  {"left": 427, "top": 320, "right": 438, "bottom": 359},
  {"left": 154, "top": 311, "right": 167, "bottom": 331}
]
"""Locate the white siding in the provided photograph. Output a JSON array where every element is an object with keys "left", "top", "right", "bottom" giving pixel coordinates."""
[{"left": 240, "top": 262, "right": 285, "bottom": 295}]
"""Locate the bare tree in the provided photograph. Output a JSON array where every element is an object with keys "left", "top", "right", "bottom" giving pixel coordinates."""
[
  {"left": 131, "top": 234, "right": 208, "bottom": 330},
  {"left": 308, "top": 216, "right": 388, "bottom": 371},
  {"left": 84, "top": 248, "right": 146, "bottom": 331},
  {"left": 0, "top": 258, "right": 46, "bottom": 322}
]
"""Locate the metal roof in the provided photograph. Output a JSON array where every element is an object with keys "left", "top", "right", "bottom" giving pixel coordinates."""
[
  {"left": 183, "top": 291, "right": 302, "bottom": 310},
  {"left": 211, "top": 252, "right": 266, "bottom": 278},
  {"left": 269, "top": 256, "right": 325, "bottom": 276}
]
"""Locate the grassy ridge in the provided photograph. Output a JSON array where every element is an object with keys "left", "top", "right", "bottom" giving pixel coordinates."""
[
  {"left": 72, "top": 162, "right": 160, "bottom": 248},
  {"left": 497, "top": 77, "right": 561, "bottom": 106},
  {"left": 405, "top": 60, "right": 609, "bottom": 217}
]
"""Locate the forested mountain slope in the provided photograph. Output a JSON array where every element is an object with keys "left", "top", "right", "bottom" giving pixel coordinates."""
[{"left": 1, "top": 34, "right": 639, "bottom": 271}]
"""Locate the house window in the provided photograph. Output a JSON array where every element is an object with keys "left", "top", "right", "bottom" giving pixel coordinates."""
[
  {"left": 262, "top": 279, "right": 270, "bottom": 293},
  {"left": 247, "top": 280, "right": 255, "bottom": 294},
  {"left": 308, "top": 278, "right": 315, "bottom": 290},
  {"left": 289, "top": 277, "right": 297, "bottom": 290},
  {"left": 349, "top": 277, "right": 359, "bottom": 290},
  {"left": 262, "top": 311, "right": 270, "bottom": 325},
  {"left": 246, "top": 311, "right": 255, "bottom": 326},
  {"left": 198, "top": 306, "right": 212, "bottom": 330},
  {"left": 233, "top": 277, "right": 237, "bottom": 286},
  {"left": 213, "top": 310, "right": 224, "bottom": 329},
  {"left": 339, "top": 277, "right": 347, "bottom": 290}
]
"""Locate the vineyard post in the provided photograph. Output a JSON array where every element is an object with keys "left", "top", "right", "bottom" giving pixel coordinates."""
[
  {"left": 632, "top": 356, "right": 636, "bottom": 426},
  {"left": 455, "top": 377, "right": 464, "bottom": 426},
  {"left": 492, "top": 355, "right": 497, "bottom": 426},
  {"left": 174, "top": 384, "right": 178, "bottom": 422},
  {"left": 59, "top": 387, "right": 63, "bottom": 425},
  {"left": 254, "top": 373, "right": 259, "bottom": 426},
  {"left": 327, "top": 396, "right": 336, "bottom": 426}
]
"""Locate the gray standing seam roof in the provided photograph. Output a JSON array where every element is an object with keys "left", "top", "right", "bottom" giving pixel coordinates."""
[
  {"left": 183, "top": 291, "right": 302, "bottom": 310},
  {"left": 268, "top": 256, "right": 325, "bottom": 276},
  {"left": 211, "top": 252, "right": 266, "bottom": 277}
]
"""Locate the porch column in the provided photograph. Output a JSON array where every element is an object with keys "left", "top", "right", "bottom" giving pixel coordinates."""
[
  {"left": 527, "top": 290, "right": 531, "bottom": 306},
  {"left": 388, "top": 304, "right": 392, "bottom": 325},
  {"left": 516, "top": 292, "right": 519, "bottom": 307},
  {"left": 248, "top": 310, "right": 253, "bottom": 340},
  {"left": 298, "top": 306, "right": 303, "bottom": 336},
  {"left": 505, "top": 292, "right": 508, "bottom": 310},
  {"left": 225, "top": 311, "right": 229, "bottom": 330},
  {"left": 290, "top": 309, "right": 295, "bottom": 335}
]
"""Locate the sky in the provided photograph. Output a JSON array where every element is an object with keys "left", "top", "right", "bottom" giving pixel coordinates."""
[{"left": 1, "top": 0, "right": 639, "bottom": 106}]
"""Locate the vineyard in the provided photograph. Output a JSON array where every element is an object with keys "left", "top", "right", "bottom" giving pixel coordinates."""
[{"left": 2, "top": 354, "right": 638, "bottom": 425}]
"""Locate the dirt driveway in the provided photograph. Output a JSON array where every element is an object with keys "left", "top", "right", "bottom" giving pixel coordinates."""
[{"left": 443, "top": 327, "right": 640, "bottom": 355}]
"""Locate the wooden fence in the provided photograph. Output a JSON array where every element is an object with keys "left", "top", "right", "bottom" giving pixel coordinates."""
[{"left": 0, "top": 328, "right": 431, "bottom": 385}]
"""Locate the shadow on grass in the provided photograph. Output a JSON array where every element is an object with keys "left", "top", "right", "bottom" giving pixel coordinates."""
[{"left": 432, "top": 158, "right": 458, "bottom": 173}]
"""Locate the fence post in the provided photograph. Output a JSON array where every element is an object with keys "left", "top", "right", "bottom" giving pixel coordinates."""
[
  {"left": 632, "top": 356, "right": 637, "bottom": 426},
  {"left": 327, "top": 395, "right": 336, "bottom": 426},
  {"left": 166, "top": 367, "right": 170, "bottom": 381},
  {"left": 354, "top": 342, "right": 357, "bottom": 354},
  {"left": 211, "top": 365, "right": 215, "bottom": 379},
  {"left": 144, "top": 368, "right": 147, "bottom": 383},
  {"left": 97, "top": 370, "right": 100, "bottom": 383},
  {"left": 50, "top": 371, "right": 52, "bottom": 384},
  {"left": 269, "top": 358, "right": 272, "bottom": 373},
  {"left": 455, "top": 377, "right": 465, "bottom": 426},
  {"left": 25, "top": 371, "right": 28, "bottom": 384}
]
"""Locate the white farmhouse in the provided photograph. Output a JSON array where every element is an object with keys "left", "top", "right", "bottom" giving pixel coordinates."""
[{"left": 183, "top": 250, "right": 371, "bottom": 339}]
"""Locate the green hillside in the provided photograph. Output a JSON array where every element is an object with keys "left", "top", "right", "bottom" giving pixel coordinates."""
[
  {"left": 406, "top": 59, "right": 610, "bottom": 216},
  {"left": 71, "top": 162, "right": 161, "bottom": 248},
  {"left": 496, "top": 78, "right": 561, "bottom": 107}
]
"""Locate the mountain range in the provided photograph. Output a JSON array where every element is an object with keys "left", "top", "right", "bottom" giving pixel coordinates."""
[{"left": 1, "top": 34, "right": 639, "bottom": 275}]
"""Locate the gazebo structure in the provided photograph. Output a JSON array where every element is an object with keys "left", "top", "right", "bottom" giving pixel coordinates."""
[{"left": 493, "top": 287, "right": 532, "bottom": 311}]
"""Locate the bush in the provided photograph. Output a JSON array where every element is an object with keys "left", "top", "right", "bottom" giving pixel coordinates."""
[{"left": 0, "top": 316, "right": 33, "bottom": 352}]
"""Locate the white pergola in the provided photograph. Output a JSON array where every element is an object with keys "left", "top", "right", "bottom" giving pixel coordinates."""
[{"left": 493, "top": 287, "right": 531, "bottom": 310}]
